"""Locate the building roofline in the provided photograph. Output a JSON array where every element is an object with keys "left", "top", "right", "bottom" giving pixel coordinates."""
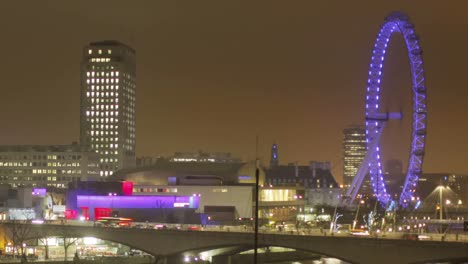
[
  {"left": 87, "top": 40, "right": 135, "bottom": 53},
  {"left": 0, "top": 144, "right": 96, "bottom": 153}
]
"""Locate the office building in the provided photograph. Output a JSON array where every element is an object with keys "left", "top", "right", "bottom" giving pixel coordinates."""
[
  {"left": 0, "top": 144, "right": 99, "bottom": 188},
  {"left": 80, "top": 40, "right": 136, "bottom": 177},
  {"left": 343, "top": 125, "right": 367, "bottom": 188}
]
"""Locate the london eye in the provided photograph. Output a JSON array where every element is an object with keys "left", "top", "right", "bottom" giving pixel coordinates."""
[{"left": 345, "top": 12, "right": 427, "bottom": 208}]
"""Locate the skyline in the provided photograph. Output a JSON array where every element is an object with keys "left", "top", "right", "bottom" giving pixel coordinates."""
[{"left": 0, "top": 1, "right": 467, "bottom": 182}]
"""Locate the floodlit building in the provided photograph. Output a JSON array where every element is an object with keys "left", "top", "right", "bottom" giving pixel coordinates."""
[
  {"left": 0, "top": 144, "right": 99, "bottom": 188},
  {"left": 79, "top": 159, "right": 266, "bottom": 223},
  {"left": 80, "top": 40, "right": 136, "bottom": 177},
  {"left": 66, "top": 181, "right": 253, "bottom": 223},
  {"left": 343, "top": 125, "right": 367, "bottom": 188},
  {"left": 133, "top": 184, "right": 253, "bottom": 221},
  {"left": 258, "top": 186, "right": 305, "bottom": 224}
]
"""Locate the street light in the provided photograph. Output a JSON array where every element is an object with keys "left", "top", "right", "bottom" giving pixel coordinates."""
[
  {"left": 330, "top": 194, "right": 350, "bottom": 233},
  {"left": 457, "top": 200, "right": 463, "bottom": 214},
  {"left": 352, "top": 200, "right": 365, "bottom": 230}
]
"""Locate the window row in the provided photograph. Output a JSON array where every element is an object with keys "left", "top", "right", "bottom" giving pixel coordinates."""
[
  {"left": 87, "top": 78, "right": 119, "bottom": 84},
  {"left": 88, "top": 49, "right": 112, "bottom": 55}
]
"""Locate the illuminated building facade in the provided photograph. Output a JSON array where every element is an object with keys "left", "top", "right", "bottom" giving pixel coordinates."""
[
  {"left": 133, "top": 184, "right": 253, "bottom": 220},
  {"left": 80, "top": 41, "right": 136, "bottom": 177},
  {"left": 0, "top": 144, "right": 99, "bottom": 188},
  {"left": 343, "top": 126, "right": 367, "bottom": 188},
  {"left": 259, "top": 186, "right": 305, "bottom": 223}
]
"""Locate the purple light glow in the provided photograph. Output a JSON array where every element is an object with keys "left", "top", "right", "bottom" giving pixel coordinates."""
[
  {"left": 77, "top": 195, "right": 199, "bottom": 209},
  {"left": 32, "top": 188, "right": 47, "bottom": 197}
]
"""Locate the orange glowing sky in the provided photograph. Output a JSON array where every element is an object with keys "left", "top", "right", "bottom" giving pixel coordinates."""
[{"left": 0, "top": 1, "right": 467, "bottom": 183}]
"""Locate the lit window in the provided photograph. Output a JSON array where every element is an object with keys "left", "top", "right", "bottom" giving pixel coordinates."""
[
  {"left": 98, "top": 49, "right": 102, "bottom": 54},
  {"left": 88, "top": 49, "right": 92, "bottom": 54}
]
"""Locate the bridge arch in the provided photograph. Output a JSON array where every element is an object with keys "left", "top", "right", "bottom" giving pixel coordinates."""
[{"left": 167, "top": 243, "right": 352, "bottom": 264}]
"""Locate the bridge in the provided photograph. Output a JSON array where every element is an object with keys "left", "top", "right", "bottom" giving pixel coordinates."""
[{"left": 2, "top": 223, "right": 468, "bottom": 264}]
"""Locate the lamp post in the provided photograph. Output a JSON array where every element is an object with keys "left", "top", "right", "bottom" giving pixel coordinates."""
[
  {"left": 254, "top": 158, "right": 259, "bottom": 264},
  {"left": 330, "top": 204, "right": 338, "bottom": 233},
  {"left": 330, "top": 193, "right": 349, "bottom": 233},
  {"left": 353, "top": 200, "right": 365, "bottom": 230},
  {"left": 439, "top": 185, "right": 443, "bottom": 220}
]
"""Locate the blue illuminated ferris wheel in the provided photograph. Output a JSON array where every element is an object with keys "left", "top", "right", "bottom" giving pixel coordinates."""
[{"left": 345, "top": 12, "right": 427, "bottom": 208}]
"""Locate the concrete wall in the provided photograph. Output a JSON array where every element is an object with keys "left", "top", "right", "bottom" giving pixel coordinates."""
[{"left": 134, "top": 185, "right": 253, "bottom": 218}]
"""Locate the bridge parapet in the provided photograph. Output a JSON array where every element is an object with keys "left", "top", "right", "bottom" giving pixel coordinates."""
[{"left": 1, "top": 223, "right": 467, "bottom": 264}]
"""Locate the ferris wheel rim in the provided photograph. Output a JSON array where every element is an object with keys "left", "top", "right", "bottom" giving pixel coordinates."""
[{"left": 364, "top": 11, "right": 427, "bottom": 208}]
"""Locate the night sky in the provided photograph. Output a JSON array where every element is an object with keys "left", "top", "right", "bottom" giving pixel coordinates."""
[{"left": 0, "top": 1, "right": 467, "bottom": 183}]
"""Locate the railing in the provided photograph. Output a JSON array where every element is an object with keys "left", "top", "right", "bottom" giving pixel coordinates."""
[{"left": 5, "top": 220, "right": 468, "bottom": 243}]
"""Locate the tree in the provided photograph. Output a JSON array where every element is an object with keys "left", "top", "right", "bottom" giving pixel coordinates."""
[
  {"left": 37, "top": 229, "right": 52, "bottom": 260},
  {"left": 56, "top": 226, "right": 79, "bottom": 261},
  {"left": 4, "top": 220, "right": 33, "bottom": 260},
  {"left": 61, "top": 236, "right": 78, "bottom": 261}
]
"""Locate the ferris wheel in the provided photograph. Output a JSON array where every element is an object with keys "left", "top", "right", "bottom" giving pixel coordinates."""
[{"left": 345, "top": 12, "right": 427, "bottom": 208}]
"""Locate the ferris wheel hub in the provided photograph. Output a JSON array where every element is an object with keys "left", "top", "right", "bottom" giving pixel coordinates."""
[{"left": 366, "top": 112, "right": 402, "bottom": 121}]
